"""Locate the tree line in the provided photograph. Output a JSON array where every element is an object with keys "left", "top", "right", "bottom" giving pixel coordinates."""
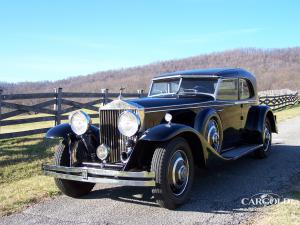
[{"left": 1, "top": 47, "right": 300, "bottom": 95}]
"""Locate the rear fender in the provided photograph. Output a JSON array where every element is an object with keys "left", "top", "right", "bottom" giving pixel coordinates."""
[{"left": 243, "top": 105, "right": 277, "bottom": 143}]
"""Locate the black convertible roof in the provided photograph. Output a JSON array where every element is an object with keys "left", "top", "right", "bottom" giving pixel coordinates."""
[
  {"left": 154, "top": 68, "right": 256, "bottom": 88},
  {"left": 156, "top": 68, "right": 253, "bottom": 78}
]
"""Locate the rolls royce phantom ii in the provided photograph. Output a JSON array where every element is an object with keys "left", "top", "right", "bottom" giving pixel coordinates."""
[{"left": 43, "top": 68, "right": 277, "bottom": 209}]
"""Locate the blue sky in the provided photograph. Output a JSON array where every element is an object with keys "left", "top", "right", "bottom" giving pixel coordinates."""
[{"left": 0, "top": 0, "right": 299, "bottom": 82}]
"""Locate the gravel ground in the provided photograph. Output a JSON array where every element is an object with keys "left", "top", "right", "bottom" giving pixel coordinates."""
[{"left": 1, "top": 117, "right": 300, "bottom": 225}]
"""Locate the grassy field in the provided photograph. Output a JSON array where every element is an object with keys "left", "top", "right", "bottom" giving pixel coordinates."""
[
  {"left": 0, "top": 135, "right": 60, "bottom": 216},
  {"left": 0, "top": 103, "right": 299, "bottom": 217},
  {"left": 274, "top": 103, "right": 300, "bottom": 122}
]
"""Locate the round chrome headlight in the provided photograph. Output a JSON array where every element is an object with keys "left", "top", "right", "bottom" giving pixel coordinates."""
[
  {"left": 117, "top": 110, "right": 140, "bottom": 137},
  {"left": 69, "top": 111, "right": 91, "bottom": 135}
]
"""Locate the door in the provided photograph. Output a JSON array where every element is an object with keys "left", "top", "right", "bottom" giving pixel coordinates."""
[
  {"left": 216, "top": 78, "right": 242, "bottom": 149},
  {"left": 239, "top": 78, "right": 255, "bottom": 128}
]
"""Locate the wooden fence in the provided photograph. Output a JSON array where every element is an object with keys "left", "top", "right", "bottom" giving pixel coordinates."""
[
  {"left": 259, "top": 92, "right": 299, "bottom": 111},
  {"left": 0, "top": 88, "right": 144, "bottom": 139},
  {"left": 0, "top": 89, "right": 298, "bottom": 139}
]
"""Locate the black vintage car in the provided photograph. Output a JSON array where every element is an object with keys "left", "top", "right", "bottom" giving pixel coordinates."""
[{"left": 43, "top": 68, "right": 277, "bottom": 209}]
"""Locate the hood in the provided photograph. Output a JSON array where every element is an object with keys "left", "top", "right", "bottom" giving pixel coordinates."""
[
  {"left": 100, "top": 96, "right": 213, "bottom": 111},
  {"left": 126, "top": 96, "right": 213, "bottom": 109}
]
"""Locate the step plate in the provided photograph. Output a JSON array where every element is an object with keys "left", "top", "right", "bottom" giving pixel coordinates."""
[{"left": 221, "top": 144, "right": 263, "bottom": 160}]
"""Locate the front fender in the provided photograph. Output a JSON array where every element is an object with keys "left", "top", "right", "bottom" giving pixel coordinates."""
[
  {"left": 194, "top": 108, "right": 218, "bottom": 133},
  {"left": 139, "top": 123, "right": 201, "bottom": 142},
  {"left": 45, "top": 123, "right": 99, "bottom": 140},
  {"left": 131, "top": 123, "right": 225, "bottom": 168}
]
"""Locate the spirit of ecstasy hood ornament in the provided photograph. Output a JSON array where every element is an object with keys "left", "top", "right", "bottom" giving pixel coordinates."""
[{"left": 119, "top": 87, "right": 125, "bottom": 99}]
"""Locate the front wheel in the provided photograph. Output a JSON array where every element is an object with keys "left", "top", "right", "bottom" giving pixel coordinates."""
[
  {"left": 54, "top": 143, "right": 95, "bottom": 197},
  {"left": 151, "top": 137, "right": 194, "bottom": 209}
]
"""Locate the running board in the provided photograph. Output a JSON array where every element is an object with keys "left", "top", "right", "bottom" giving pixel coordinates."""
[{"left": 221, "top": 144, "right": 263, "bottom": 160}]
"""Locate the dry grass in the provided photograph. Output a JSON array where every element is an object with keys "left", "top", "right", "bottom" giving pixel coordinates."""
[
  {"left": 0, "top": 176, "right": 59, "bottom": 217},
  {"left": 249, "top": 178, "right": 300, "bottom": 225},
  {"left": 0, "top": 135, "right": 60, "bottom": 216},
  {"left": 274, "top": 103, "right": 300, "bottom": 122}
]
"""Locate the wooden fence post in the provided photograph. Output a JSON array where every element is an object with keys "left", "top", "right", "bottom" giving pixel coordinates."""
[
  {"left": 0, "top": 89, "right": 3, "bottom": 132},
  {"left": 54, "top": 87, "right": 63, "bottom": 125},
  {"left": 137, "top": 89, "right": 144, "bottom": 98},
  {"left": 101, "top": 88, "right": 108, "bottom": 105}
]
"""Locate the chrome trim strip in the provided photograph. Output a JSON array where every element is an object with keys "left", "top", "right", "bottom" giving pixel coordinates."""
[
  {"left": 143, "top": 100, "right": 257, "bottom": 113},
  {"left": 214, "top": 78, "right": 221, "bottom": 97},
  {"left": 145, "top": 104, "right": 231, "bottom": 113},
  {"left": 44, "top": 170, "right": 155, "bottom": 187},
  {"left": 143, "top": 99, "right": 257, "bottom": 111},
  {"left": 152, "top": 74, "right": 220, "bottom": 80}
]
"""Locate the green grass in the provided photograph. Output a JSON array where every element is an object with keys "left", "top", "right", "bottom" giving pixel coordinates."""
[{"left": 0, "top": 135, "right": 60, "bottom": 216}]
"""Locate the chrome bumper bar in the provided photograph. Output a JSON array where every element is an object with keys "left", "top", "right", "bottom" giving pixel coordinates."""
[{"left": 42, "top": 165, "right": 156, "bottom": 187}]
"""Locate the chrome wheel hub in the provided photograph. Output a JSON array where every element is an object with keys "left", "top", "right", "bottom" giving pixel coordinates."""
[
  {"left": 178, "top": 165, "right": 187, "bottom": 182},
  {"left": 168, "top": 150, "right": 189, "bottom": 196},
  {"left": 207, "top": 119, "right": 220, "bottom": 152}
]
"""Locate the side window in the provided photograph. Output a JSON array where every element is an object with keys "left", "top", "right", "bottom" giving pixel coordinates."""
[
  {"left": 169, "top": 81, "right": 179, "bottom": 93},
  {"left": 217, "top": 79, "right": 238, "bottom": 100},
  {"left": 239, "top": 79, "right": 251, "bottom": 100}
]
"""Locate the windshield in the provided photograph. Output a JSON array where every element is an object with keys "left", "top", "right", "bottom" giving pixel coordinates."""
[
  {"left": 178, "top": 78, "right": 218, "bottom": 95},
  {"left": 149, "top": 77, "right": 218, "bottom": 97},
  {"left": 149, "top": 79, "right": 180, "bottom": 96}
]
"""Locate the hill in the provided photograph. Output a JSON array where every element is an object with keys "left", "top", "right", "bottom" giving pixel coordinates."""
[{"left": 1, "top": 48, "right": 300, "bottom": 94}]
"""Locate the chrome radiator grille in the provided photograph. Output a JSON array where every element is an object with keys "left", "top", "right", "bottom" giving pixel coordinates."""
[{"left": 99, "top": 109, "right": 138, "bottom": 163}]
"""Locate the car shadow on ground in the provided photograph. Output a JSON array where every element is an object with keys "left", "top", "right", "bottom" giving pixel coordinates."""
[{"left": 80, "top": 144, "right": 300, "bottom": 213}]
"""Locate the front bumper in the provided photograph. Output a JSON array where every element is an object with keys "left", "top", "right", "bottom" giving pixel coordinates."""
[{"left": 42, "top": 165, "right": 156, "bottom": 187}]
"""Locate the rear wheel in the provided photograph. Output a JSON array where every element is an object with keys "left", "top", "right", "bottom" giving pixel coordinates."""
[
  {"left": 204, "top": 118, "right": 222, "bottom": 152},
  {"left": 54, "top": 143, "right": 95, "bottom": 197},
  {"left": 151, "top": 137, "right": 194, "bottom": 209},
  {"left": 254, "top": 118, "right": 272, "bottom": 158}
]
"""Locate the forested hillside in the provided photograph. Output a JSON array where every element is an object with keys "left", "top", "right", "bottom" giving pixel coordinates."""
[{"left": 1, "top": 48, "right": 300, "bottom": 94}]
